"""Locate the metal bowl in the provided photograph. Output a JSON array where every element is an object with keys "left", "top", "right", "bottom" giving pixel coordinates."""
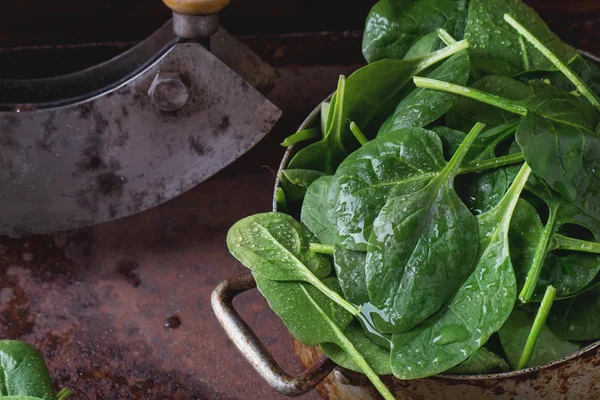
[{"left": 213, "top": 54, "right": 600, "bottom": 399}]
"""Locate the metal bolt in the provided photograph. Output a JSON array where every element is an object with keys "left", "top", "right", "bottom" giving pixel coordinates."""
[{"left": 148, "top": 72, "right": 190, "bottom": 112}]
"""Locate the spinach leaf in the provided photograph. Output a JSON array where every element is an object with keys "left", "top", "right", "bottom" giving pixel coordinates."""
[
  {"left": 254, "top": 274, "right": 394, "bottom": 399},
  {"left": 362, "top": 0, "right": 467, "bottom": 63},
  {"left": 333, "top": 245, "right": 369, "bottom": 306},
  {"left": 499, "top": 308, "right": 579, "bottom": 369},
  {"left": 389, "top": 163, "right": 530, "bottom": 379},
  {"left": 328, "top": 127, "right": 447, "bottom": 251},
  {"left": 445, "top": 347, "right": 510, "bottom": 374},
  {"left": 464, "top": 0, "right": 576, "bottom": 76},
  {"left": 289, "top": 40, "right": 470, "bottom": 174},
  {"left": 280, "top": 169, "right": 326, "bottom": 203},
  {"left": 365, "top": 123, "right": 483, "bottom": 333},
  {"left": 281, "top": 127, "right": 320, "bottom": 147},
  {"left": 0, "top": 340, "right": 57, "bottom": 400},
  {"left": 379, "top": 51, "right": 471, "bottom": 135},
  {"left": 300, "top": 176, "right": 335, "bottom": 246},
  {"left": 548, "top": 285, "right": 600, "bottom": 341},
  {"left": 321, "top": 320, "right": 392, "bottom": 375},
  {"left": 227, "top": 212, "right": 357, "bottom": 315}
]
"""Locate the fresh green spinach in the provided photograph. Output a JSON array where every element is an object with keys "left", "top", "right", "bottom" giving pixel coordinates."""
[
  {"left": 289, "top": 40, "right": 470, "bottom": 174},
  {"left": 363, "top": 0, "right": 467, "bottom": 63},
  {"left": 379, "top": 51, "right": 471, "bottom": 134},
  {"left": 365, "top": 123, "right": 483, "bottom": 334},
  {"left": 389, "top": 163, "right": 530, "bottom": 379},
  {"left": 464, "top": 0, "right": 576, "bottom": 76},
  {"left": 227, "top": 212, "right": 358, "bottom": 315},
  {"left": 0, "top": 340, "right": 71, "bottom": 400},
  {"left": 254, "top": 274, "right": 395, "bottom": 399}
]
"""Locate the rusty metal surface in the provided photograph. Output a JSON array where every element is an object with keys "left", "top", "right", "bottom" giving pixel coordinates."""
[
  {"left": 212, "top": 273, "right": 336, "bottom": 397},
  {"left": 0, "top": 64, "right": 360, "bottom": 399},
  {"left": 0, "top": 42, "right": 281, "bottom": 236}
]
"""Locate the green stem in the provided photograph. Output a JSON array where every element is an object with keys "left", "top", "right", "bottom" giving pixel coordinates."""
[
  {"left": 342, "top": 339, "right": 395, "bottom": 400},
  {"left": 309, "top": 243, "right": 334, "bottom": 255},
  {"left": 519, "top": 210, "right": 557, "bottom": 303},
  {"left": 281, "top": 127, "right": 320, "bottom": 147},
  {"left": 57, "top": 388, "right": 73, "bottom": 400},
  {"left": 441, "top": 122, "right": 486, "bottom": 180},
  {"left": 459, "top": 153, "right": 525, "bottom": 174},
  {"left": 303, "top": 290, "right": 394, "bottom": 400},
  {"left": 504, "top": 14, "right": 600, "bottom": 111},
  {"left": 415, "top": 39, "right": 470, "bottom": 72},
  {"left": 307, "top": 274, "right": 360, "bottom": 316},
  {"left": 437, "top": 28, "right": 457, "bottom": 45},
  {"left": 413, "top": 77, "right": 528, "bottom": 116},
  {"left": 517, "top": 285, "right": 557, "bottom": 370},
  {"left": 551, "top": 234, "right": 600, "bottom": 254},
  {"left": 349, "top": 121, "right": 369, "bottom": 146}
]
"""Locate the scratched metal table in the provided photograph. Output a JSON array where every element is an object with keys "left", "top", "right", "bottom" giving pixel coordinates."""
[{"left": 1, "top": 1, "right": 599, "bottom": 399}]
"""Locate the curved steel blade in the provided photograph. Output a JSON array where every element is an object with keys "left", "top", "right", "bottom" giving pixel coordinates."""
[{"left": 0, "top": 43, "right": 281, "bottom": 236}]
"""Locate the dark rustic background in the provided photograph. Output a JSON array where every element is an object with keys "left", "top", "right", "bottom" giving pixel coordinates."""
[{"left": 0, "top": 1, "right": 599, "bottom": 399}]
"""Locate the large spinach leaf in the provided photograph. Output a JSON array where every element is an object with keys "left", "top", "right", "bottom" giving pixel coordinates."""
[
  {"left": 445, "top": 347, "right": 510, "bottom": 374},
  {"left": 364, "top": 123, "right": 483, "bottom": 334},
  {"left": 499, "top": 308, "right": 579, "bottom": 369},
  {"left": 300, "top": 176, "right": 335, "bottom": 246},
  {"left": 289, "top": 40, "right": 470, "bottom": 174},
  {"left": 363, "top": 0, "right": 467, "bottom": 63},
  {"left": 0, "top": 341, "right": 58, "bottom": 400},
  {"left": 548, "top": 285, "right": 600, "bottom": 341},
  {"left": 327, "top": 127, "right": 448, "bottom": 251},
  {"left": 379, "top": 51, "right": 470, "bottom": 134},
  {"left": 254, "top": 274, "right": 394, "bottom": 399},
  {"left": 389, "top": 163, "right": 530, "bottom": 379},
  {"left": 464, "top": 0, "right": 576, "bottom": 76},
  {"left": 227, "top": 212, "right": 357, "bottom": 315}
]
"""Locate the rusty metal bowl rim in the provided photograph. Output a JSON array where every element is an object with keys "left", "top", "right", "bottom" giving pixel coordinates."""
[{"left": 271, "top": 55, "right": 600, "bottom": 381}]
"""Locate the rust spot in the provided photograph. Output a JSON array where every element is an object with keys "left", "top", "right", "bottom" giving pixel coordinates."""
[
  {"left": 77, "top": 147, "right": 105, "bottom": 172},
  {"left": 189, "top": 136, "right": 210, "bottom": 156},
  {"left": 92, "top": 106, "right": 109, "bottom": 136},
  {"left": 164, "top": 315, "right": 182, "bottom": 329},
  {"left": 117, "top": 260, "right": 141, "bottom": 288},
  {"left": 38, "top": 111, "right": 58, "bottom": 151},
  {"left": 96, "top": 172, "right": 126, "bottom": 196}
]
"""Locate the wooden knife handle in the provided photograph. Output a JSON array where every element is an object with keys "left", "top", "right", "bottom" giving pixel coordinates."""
[{"left": 162, "top": 0, "right": 230, "bottom": 15}]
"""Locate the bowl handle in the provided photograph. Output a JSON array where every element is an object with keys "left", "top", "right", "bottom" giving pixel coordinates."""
[{"left": 211, "top": 273, "right": 336, "bottom": 396}]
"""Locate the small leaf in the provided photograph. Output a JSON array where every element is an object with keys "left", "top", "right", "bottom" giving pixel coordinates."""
[
  {"left": 548, "top": 285, "right": 600, "bottom": 341},
  {"left": 280, "top": 169, "right": 326, "bottom": 202}
]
